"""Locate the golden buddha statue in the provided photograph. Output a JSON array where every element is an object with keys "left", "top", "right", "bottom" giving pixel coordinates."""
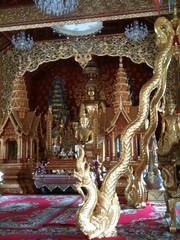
[
  {"left": 79, "top": 105, "right": 93, "bottom": 144},
  {"left": 158, "top": 97, "right": 179, "bottom": 154}
]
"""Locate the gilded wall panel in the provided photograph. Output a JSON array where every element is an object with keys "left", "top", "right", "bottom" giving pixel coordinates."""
[
  {"left": 2, "top": 33, "right": 175, "bottom": 111},
  {"left": 0, "top": 1, "right": 167, "bottom": 31}
]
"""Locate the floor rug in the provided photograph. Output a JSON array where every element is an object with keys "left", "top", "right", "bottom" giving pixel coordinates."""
[
  {"left": 0, "top": 194, "right": 81, "bottom": 229},
  {"left": 0, "top": 195, "right": 179, "bottom": 240}
]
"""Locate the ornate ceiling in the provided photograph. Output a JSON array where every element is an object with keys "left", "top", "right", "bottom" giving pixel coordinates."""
[
  {"left": 0, "top": 0, "right": 179, "bottom": 51},
  {"left": 0, "top": 0, "right": 179, "bottom": 111}
]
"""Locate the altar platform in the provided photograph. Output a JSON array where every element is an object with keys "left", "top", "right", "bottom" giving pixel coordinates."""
[
  {"left": 34, "top": 174, "right": 78, "bottom": 193},
  {"left": 45, "top": 158, "right": 77, "bottom": 173}
]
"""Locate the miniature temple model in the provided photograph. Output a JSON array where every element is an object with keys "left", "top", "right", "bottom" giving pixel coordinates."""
[
  {"left": 0, "top": 75, "right": 40, "bottom": 193},
  {"left": 104, "top": 58, "right": 143, "bottom": 192}
]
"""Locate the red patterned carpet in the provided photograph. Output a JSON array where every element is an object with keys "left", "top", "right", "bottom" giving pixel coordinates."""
[{"left": 0, "top": 194, "right": 179, "bottom": 240}]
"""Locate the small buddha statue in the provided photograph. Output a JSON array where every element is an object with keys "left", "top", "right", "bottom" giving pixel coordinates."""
[
  {"left": 68, "top": 148, "right": 74, "bottom": 159},
  {"left": 59, "top": 148, "right": 67, "bottom": 159},
  {"left": 158, "top": 97, "right": 179, "bottom": 154},
  {"left": 79, "top": 107, "right": 93, "bottom": 145},
  {"left": 59, "top": 118, "right": 64, "bottom": 144},
  {"left": 52, "top": 137, "right": 60, "bottom": 157}
]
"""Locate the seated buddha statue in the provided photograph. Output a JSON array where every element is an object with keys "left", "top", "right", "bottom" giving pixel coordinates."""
[
  {"left": 158, "top": 97, "right": 179, "bottom": 154},
  {"left": 79, "top": 107, "right": 93, "bottom": 145}
]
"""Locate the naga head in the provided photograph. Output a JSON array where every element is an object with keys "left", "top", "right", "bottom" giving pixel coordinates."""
[{"left": 155, "top": 17, "right": 175, "bottom": 49}]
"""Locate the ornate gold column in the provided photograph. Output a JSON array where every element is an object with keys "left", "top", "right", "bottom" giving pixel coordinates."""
[
  {"left": 102, "top": 138, "right": 105, "bottom": 163},
  {"left": 29, "top": 138, "right": 33, "bottom": 159},
  {"left": 92, "top": 107, "right": 98, "bottom": 156},
  {"left": 112, "top": 132, "right": 115, "bottom": 160},
  {"left": 26, "top": 140, "right": 28, "bottom": 159},
  {"left": 0, "top": 139, "right": 4, "bottom": 161},
  {"left": 45, "top": 106, "right": 53, "bottom": 158},
  {"left": 17, "top": 137, "right": 21, "bottom": 161}
]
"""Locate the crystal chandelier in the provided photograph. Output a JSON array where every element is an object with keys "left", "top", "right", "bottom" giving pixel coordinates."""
[
  {"left": 52, "top": 22, "right": 103, "bottom": 38},
  {"left": 11, "top": 31, "right": 34, "bottom": 50},
  {"left": 33, "top": 0, "right": 79, "bottom": 16},
  {"left": 124, "top": 20, "right": 148, "bottom": 41}
]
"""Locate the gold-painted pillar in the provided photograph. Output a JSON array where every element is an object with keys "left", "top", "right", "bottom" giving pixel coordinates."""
[
  {"left": 17, "top": 136, "right": 22, "bottom": 162},
  {"left": 29, "top": 138, "right": 33, "bottom": 159},
  {"left": 45, "top": 107, "right": 53, "bottom": 158},
  {"left": 102, "top": 138, "right": 106, "bottom": 171},
  {"left": 93, "top": 108, "right": 98, "bottom": 157},
  {"left": 26, "top": 140, "right": 28, "bottom": 158},
  {"left": 20, "top": 137, "right": 23, "bottom": 160},
  {"left": 102, "top": 138, "right": 105, "bottom": 163},
  {"left": 36, "top": 139, "right": 39, "bottom": 160},
  {"left": 0, "top": 139, "right": 4, "bottom": 161},
  {"left": 112, "top": 132, "right": 115, "bottom": 160}
]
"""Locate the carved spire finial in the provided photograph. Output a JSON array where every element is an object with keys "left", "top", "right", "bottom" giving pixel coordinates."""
[
  {"left": 10, "top": 75, "right": 29, "bottom": 119},
  {"left": 113, "top": 57, "right": 131, "bottom": 113}
]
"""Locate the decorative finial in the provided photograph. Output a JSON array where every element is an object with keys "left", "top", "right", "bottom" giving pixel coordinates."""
[{"left": 171, "top": 2, "right": 179, "bottom": 29}]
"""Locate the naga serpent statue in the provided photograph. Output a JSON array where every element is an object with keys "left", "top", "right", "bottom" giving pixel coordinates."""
[
  {"left": 74, "top": 14, "right": 179, "bottom": 239},
  {"left": 125, "top": 10, "right": 180, "bottom": 208}
]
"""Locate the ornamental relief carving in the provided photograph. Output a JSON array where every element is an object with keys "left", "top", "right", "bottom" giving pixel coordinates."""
[
  {"left": 0, "top": 1, "right": 165, "bottom": 31},
  {"left": 1, "top": 33, "right": 175, "bottom": 111}
]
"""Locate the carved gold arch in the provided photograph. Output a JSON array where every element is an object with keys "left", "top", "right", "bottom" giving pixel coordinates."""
[{"left": 1, "top": 33, "right": 174, "bottom": 111}]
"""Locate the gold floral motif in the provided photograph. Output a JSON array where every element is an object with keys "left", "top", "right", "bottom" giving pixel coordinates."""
[
  {"left": 73, "top": 47, "right": 92, "bottom": 68},
  {"left": 2, "top": 34, "right": 157, "bottom": 111}
]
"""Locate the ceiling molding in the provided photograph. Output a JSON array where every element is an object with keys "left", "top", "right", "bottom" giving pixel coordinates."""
[{"left": 0, "top": 1, "right": 172, "bottom": 32}]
